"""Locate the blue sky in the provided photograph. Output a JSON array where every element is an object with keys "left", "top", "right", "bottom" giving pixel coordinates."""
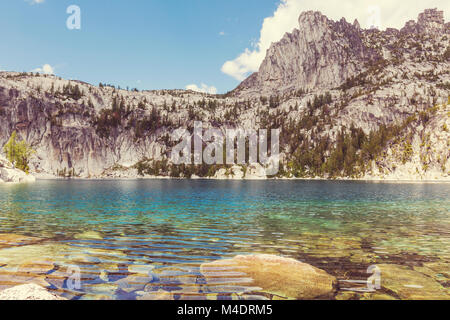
[
  {"left": 0, "top": 0, "right": 278, "bottom": 93},
  {"left": 0, "top": 0, "right": 448, "bottom": 93}
]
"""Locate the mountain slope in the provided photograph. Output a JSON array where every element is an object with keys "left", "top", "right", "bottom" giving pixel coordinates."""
[{"left": 0, "top": 8, "right": 449, "bottom": 180}]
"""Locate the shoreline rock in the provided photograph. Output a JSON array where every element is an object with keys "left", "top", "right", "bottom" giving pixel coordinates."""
[
  {"left": 0, "top": 154, "right": 35, "bottom": 184},
  {"left": 0, "top": 284, "right": 66, "bottom": 300}
]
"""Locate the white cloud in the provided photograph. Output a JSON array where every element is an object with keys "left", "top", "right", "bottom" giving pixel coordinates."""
[
  {"left": 32, "top": 64, "right": 55, "bottom": 75},
  {"left": 222, "top": 0, "right": 450, "bottom": 81},
  {"left": 185, "top": 83, "right": 218, "bottom": 95},
  {"left": 27, "top": 0, "right": 45, "bottom": 4}
]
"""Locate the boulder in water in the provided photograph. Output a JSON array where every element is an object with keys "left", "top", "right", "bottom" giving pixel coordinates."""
[{"left": 200, "top": 254, "right": 337, "bottom": 300}]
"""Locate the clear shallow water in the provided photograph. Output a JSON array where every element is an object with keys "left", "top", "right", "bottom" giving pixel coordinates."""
[{"left": 0, "top": 180, "right": 449, "bottom": 299}]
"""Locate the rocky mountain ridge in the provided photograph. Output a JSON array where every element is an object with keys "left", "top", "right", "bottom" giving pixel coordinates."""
[
  {"left": 234, "top": 8, "right": 449, "bottom": 97},
  {"left": 235, "top": 11, "right": 373, "bottom": 96},
  {"left": 0, "top": 8, "right": 449, "bottom": 181}
]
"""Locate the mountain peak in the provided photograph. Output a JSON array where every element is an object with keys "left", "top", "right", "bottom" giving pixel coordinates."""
[
  {"left": 418, "top": 8, "right": 445, "bottom": 27},
  {"left": 401, "top": 8, "right": 446, "bottom": 34},
  {"left": 298, "top": 11, "right": 329, "bottom": 26},
  {"left": 236, "top": 10, "right": 370, "bottom": 96}
]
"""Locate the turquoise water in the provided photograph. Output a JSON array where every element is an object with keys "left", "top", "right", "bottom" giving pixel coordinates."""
[{"left": 0, "top": 180, "right": 449, "bottom": 299}]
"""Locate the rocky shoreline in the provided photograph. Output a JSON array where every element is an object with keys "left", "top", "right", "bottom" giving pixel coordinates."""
[
  {"left": 31, "top": 174, "right": 450, "bottom": 183},
  {"left": 0, "top": 154, "right": 35, "bottom": 184},
  {"left": 4, "top": 169, "right": 449, "bottom": 185}
]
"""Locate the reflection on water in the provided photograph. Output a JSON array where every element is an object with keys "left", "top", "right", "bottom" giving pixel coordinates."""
[{"left": 0, "top": 180, "right": 449, "bottom": 300}]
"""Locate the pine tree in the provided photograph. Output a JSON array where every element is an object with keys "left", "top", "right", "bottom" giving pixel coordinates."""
[
  {"left": 3, "top": 131, "right": 35, "bottom": 173},
  {"left": 4, "top": 131, "right": 17, "bottom": 165}
]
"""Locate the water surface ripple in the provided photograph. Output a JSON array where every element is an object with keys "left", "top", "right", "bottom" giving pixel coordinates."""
[{"left": 0, "top": 180, "right": 448, "bottom": 299}]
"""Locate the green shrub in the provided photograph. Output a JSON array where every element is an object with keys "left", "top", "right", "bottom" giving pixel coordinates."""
[{"left": 3, "top": 131, "right": 35, "bottom": 173}]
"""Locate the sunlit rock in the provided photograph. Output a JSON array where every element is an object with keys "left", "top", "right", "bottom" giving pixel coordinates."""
[
  {"left": 200, "top": 254, "right": 337, "bottom": 300},
  {"left": 377, "top": 264, "right": 449, "bottom": 300},
  {"left": 74, "top": 231, "right": 104, "bottom": 240},
  {"left": 0, "top": 154, "right": 35, "bottom": 184},
  {"left": 0, "top": 284, "right": 66, "bottom": 300}
]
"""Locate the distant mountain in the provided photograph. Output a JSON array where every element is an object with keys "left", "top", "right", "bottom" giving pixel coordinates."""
[{"left": 0, "top": 9, "right": 449, "bottom": 181}]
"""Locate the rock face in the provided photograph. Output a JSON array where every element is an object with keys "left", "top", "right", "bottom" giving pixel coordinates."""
[
  {"left": 0, "top": 8, "right": 448, "bottom": 181},
  {"left": 362, "top": 104, "right": 450, "bottom": 181},
  {"left": 0, "top": 284, "right": 66, "bottom": 300},
  {"left": 0, "top": 154, "right": 35, "bottom": 183},
  {"left": 200, "top": 254, "right": 337, "bottom": 299},
  {"left": 236, "top": 11, "right": 375, "bottom": 96}
]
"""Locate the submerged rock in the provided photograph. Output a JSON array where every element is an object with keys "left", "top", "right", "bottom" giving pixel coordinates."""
[
  {"left": 0, "top": 233, "right": 44, "bottom": 248},
  {"left": 414, "top": 261, "right": 450, "bottom": 281},
  {"left": 74, "top": 231, "right": 104, "bottom": 240},
  {"left": 349, "top": 250, "right": 379, "bottom": 264},
  {"left": 113, "top": 274, "right": 154, "bottom": 293},
  {"left": 335, "top": 291, "right": 360, "bottom": 300},
  {"left": 0, "top": 243, "right": 70, "bottom": 267},
  {"left": 136, "top": 289, "right": 173, "bottom": 300},
  {"left": 361, "top": 292, "right": 398, "bottom": 300},
  {"left": 127, "top": 264, "right": 155, "bottom": 275},
  {"left": 377, "top": 264, "right": 449, "bottom": 300},
  {"left": 0, "top": 284, "right": 66, "bottom": 300},
  {"left": 18, "top": 261, "right": 56, "bottom": 275},
  {"left": 0, "top": 243, "right": 73, "bottom": 287},
  {"left": 200, "top": 254, "right": 337, "bottom": 300},
  {"left": 83, "top": 283, "right": 118, "bottom": 296}
]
